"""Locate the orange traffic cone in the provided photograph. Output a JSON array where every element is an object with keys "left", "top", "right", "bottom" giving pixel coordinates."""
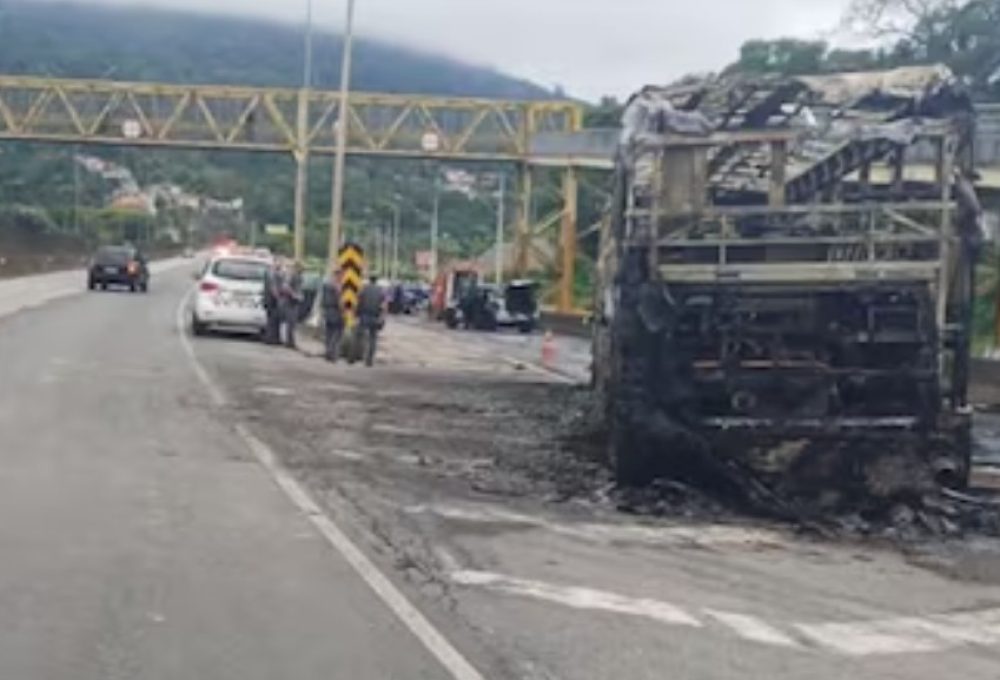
[{"left": 541, "top": 331, "right": 556, "bottom": 367}]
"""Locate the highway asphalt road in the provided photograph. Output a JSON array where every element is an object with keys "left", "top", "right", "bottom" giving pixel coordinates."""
[
  {"left": 0, "top": 262, "right": 462, "bottom": 679},
  {"left": 2, "top": 262, "right": 1000, "bottom": 680}
]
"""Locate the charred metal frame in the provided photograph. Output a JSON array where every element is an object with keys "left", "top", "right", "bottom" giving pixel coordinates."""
[{"left": 611, "top": 113, "right": 977, "bottom": 488}]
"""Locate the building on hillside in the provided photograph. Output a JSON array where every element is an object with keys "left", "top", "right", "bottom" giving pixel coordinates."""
[{"left": 109, "top": 191, "right": 156, "bottom": 215}]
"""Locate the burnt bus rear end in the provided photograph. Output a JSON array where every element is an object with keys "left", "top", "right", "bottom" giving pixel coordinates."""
[
  {"left": 596, "top": 68, "right": 979, "bottom": 501},
  {"left": 603, "top": 238, "right": 974, "bottom": 500},
  {"left": 656, "top": 279, "right": 971, "bottom": 496}
]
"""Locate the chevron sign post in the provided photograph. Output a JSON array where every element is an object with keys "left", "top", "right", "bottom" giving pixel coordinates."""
[{"left": 337, "top": 243, "right": 365, "bottom": 328}]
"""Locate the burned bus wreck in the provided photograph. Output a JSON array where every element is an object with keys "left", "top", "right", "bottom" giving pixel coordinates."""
[{"left": 594, "top": 66, "right": 982, "bottom": 507}]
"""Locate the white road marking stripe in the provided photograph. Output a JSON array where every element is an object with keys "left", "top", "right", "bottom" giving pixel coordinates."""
[
  {"left": 175, "top": 291, "right": 489, "bottom": 680},
  {"left": 704, "top": 610, "right": 800, "bottom": 648},
  {"left": 452, "top": 566, "right": 1000, "bottom": 657},
  {"left": 451, "top": 570, "right": 702, "bottom": 628},
  {"left": 796, "top": 608, "right": 1000, "bottom": 656},
  {"left": 795, "top": 618, "right": 951, "bottom": 656},
  {"left": 253, "top": 385, "right": 293, "bottom": 396},
  {"left": 176, "top": 289, "right": 226, "bottom": 407},
  {"left": 328, "top": 448, "right": 366, "bottom": 462},
  {"left": 919, "top": 608, "right": 1000, "bottom": 645}
]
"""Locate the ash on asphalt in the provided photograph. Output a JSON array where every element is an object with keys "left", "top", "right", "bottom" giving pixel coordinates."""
[
  {"left": 226, "top": 356, "right": 611, "bottom": 504},
  {"left": 213, "top": 337, "right": 1000, "bottom": 587}
]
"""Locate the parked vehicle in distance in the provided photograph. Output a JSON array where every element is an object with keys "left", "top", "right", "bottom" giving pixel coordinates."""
[
  {"left": 387, "top": 282, "right": 426, "bottom": 315},
  {"left": 497, "top": 280, "right": 539, "bottom": 333},
  {"left": 431, "top": 268, "right": 480, "bottom": 328},
  {"left": 88, "top": 245, "right": 149, "bottom": 293},
  {"left": 450, "top": 281, "right": 539, "bottom": 333},
  {"left": 190, "top": 253, "right": 271, "bottom": 337}
]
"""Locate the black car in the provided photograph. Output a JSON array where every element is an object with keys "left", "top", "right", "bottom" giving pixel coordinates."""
[{"left": 88, "top": 245, "right": 150, "bottom": 293}]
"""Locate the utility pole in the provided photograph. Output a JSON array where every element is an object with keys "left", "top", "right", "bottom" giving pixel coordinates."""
[
  {"left": 293, "top": 0, "right": 314, "bottom": 261},
  {"left": 303, "top": 0, "right": 313, "bottom": 94},
  {"left": 391, "top": 202, "right": 400, "bottom": 281},
  {"left": 72, "top": 147, "right": 80, "bottom": 236},
  {"left": 327, "top": 0, "right": 357, "bottom": 273},
  {"left": 381, "top": 223, "right": 390, "bottom": 277},
  {"left": 430, "top": 172, "right": 440, "bottom": 282},
  {"left": 495, "top": 173, "right": 506, "bottom": 285}
]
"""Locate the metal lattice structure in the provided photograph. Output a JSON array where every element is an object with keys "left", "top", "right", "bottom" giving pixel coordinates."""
[
  {"left": 0, "top": 74, "right": 586, "bottom": 310},
  {"left": 0, "top": 75, "right": 580, "bottom": 160}
]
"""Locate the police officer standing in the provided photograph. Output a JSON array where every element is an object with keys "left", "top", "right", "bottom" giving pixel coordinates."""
[
  {"left": 280, "top": 260, "right": 305, "bottom": 349},
  {"left": 321, "top": 269, "right": 344, "bottom": 362},
  {"left": 357, "top": 275, "right": 384, "bottom": 367},
  {"left": 262, "top": 260, "right": 283, "bottom": 345}
]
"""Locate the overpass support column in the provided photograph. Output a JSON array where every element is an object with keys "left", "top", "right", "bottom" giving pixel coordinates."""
[
  {"left": 514, "top": 163, "right": 533, "bottom": 276},
  {"left": 293, "top": 88, "right": 310, "bottom": 261},
  {"left": 558, "top": 166, "right": 578, "bottom": 313}
]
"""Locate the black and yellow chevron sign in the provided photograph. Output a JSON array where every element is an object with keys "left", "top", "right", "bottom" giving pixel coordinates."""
[{"left": 337, "top": 243, "right": 365, "bottom": 321}]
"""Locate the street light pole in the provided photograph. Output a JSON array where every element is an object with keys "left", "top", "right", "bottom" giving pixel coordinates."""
[
  {"left": 327, "top": 0, "right": 357, "bottom": 273},
  {"left": 391, "top": 202, "right": 400, "bottom": 281},
  {"left": 381, "top": 223, "right": 389, "bottom": 277},
  {"left": 430, "top": 173, "right": 440, "bottom": 282},
  {"left": 292, "top": 0, "right": 314, "bottom": 261},
  {"left": 72, "top": 147, "right": 80, "bottom": 236},
  {"left": 495, "top": 173, "right": 506, "bottom": 286},
  {"left": 303, "top": 0, "right": 313, "bottom": 89}
]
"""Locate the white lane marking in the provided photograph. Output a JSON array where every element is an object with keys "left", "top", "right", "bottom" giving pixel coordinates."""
[
  {"left": 452, "top": 568, "right": 1000, "bottom": 657},
  {"left": 916, "top": 608, "right": 1000, "bottom": 645},
  {"left": 795, "top": 618, "right": 951, "bottom": 656},
  {"left": 795, "top": 608, "right": 1000, "bottom": 656},
  {"left": 176, "top": 289, "right": 226, "bottom": 407},
  {"left": 174, "top": 292, "right": 487, "bottom": 680},
  {"left": 451, "top": 570, "right": 702, "bottom": 628},
  {"left": 704, "top": 610, "right": 801, "bottom": 648},
  {"left": 329, "top": 448, "right": 366, "bottom": 462},
  {"left": 406, "top": 502, "right": 787, "bottom": 549},
  {"left": 253, "top": 385, "right": 293, "bottom": 397}
]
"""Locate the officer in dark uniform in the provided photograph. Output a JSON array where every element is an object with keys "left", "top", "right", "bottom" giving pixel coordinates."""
[
  {"left": 280, "top": 261, "right": 305, "bottom": 349},
  {"left": 262, "top": 261, "right": 282, "bottom": 345},
  {"left": 357, "top": 276, "right": 384, "bottom": 367},
  {"left": 321, "top": 269, "right": 344, "bottom": 362}
]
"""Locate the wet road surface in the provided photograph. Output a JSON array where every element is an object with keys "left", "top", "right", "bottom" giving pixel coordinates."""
[
  {"left": 0, "top": 264, "right": 458, "bottom": 679},
  {"left": 2, "top": 263, "right": 1000, "bottom": 679}
]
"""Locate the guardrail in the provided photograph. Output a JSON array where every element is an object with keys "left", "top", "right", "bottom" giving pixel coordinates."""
[{"left": 539, "top": 309, "right": 591, "bottom": 338}]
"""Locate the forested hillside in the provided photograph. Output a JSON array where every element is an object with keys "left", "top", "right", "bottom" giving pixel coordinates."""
[
  {"left": 0, "top": 1, "right": 550, "bottom": 98},
  {"left": 0, "top": 1, "right": 562, "bottom": 268}
]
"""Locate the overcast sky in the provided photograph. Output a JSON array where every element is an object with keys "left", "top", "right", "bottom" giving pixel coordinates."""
[{"left": 71, "top": 0, "right": 856, "bottom": 100}]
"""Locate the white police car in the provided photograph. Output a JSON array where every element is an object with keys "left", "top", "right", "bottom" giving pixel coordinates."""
[{"left": 190, "top": 253, "right": 272, "bottom": 336}]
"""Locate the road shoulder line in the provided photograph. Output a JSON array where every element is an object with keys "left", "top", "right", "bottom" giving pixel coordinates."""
[{"left": 174, "top": 289, "right": 487, "bottom": 680}]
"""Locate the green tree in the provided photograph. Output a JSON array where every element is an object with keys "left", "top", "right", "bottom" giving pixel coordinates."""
[
  {"left": 845, "top": 0, "right": 1000, "bottom": 99},
  {"left": 585, "top": 97, "right": 624, "bottom": 128},
  {"left": 733, "top": 39, "right": 828, "bottom": 75}
]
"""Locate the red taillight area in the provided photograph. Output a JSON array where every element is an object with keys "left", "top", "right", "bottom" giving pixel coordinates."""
[
  {"left": 199, "top": 281, "right": 219, "bottom": 293},
  {"left": 127, "top": 261, "right": 139, "bottom": 275}
]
